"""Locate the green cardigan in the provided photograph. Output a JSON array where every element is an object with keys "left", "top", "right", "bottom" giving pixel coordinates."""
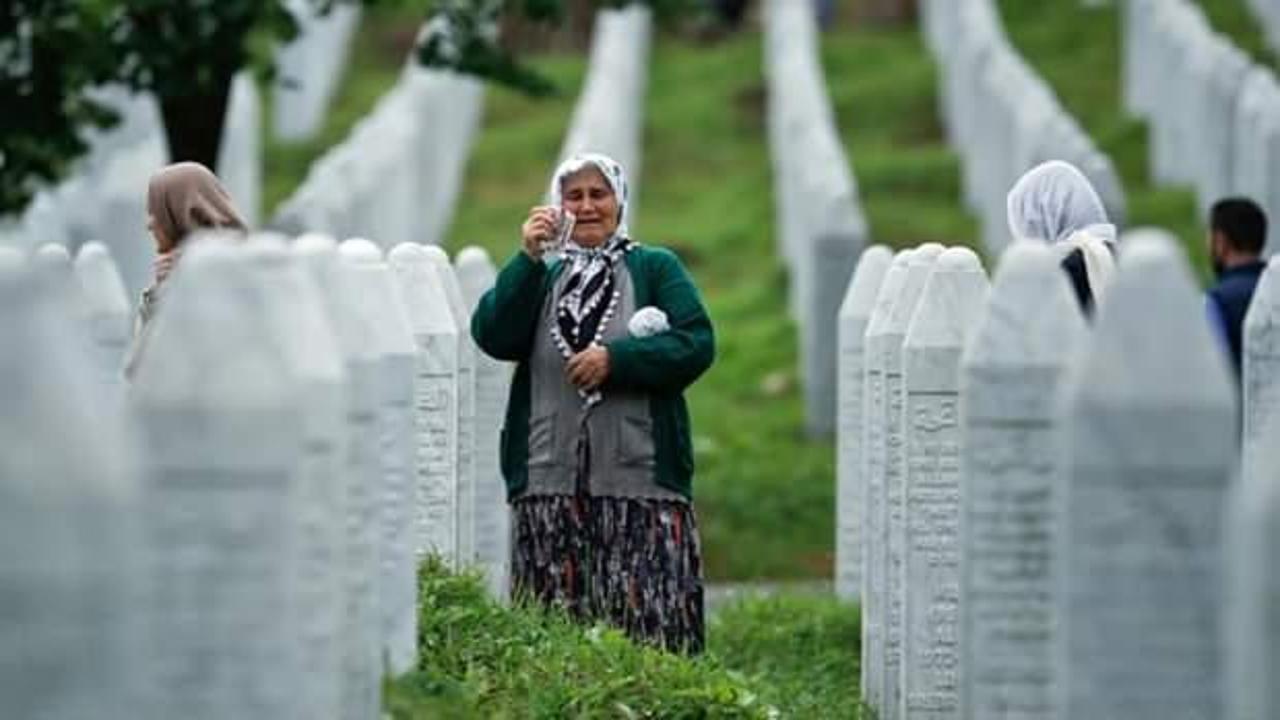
[{"left": 470, "top": 244, "right": 715, "bottom": 500}]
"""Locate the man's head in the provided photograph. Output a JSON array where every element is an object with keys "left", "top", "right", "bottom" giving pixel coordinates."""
[{"left": 1209, "top": 197, "right": 1268, "bottom": 276}]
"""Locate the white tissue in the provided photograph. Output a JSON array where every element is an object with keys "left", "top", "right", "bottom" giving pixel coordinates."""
[{"left": 627, "top": 306, "right": 669, "bottom": 338}]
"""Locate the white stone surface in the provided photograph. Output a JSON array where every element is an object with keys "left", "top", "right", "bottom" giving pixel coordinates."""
[
  {"left": 422, "top": 245, "right": 478, "bottom": 566},
  {"left": 244, "top": 234, "right": 346, "bottom": 720},
  {"left": 0, "top": 256, "right": 145, "bottom": 720},
  {"left": 1057, "top": 232, "right": 1236, "bottom": 719},
  {"left": 217, "top": 72, "right": 262, "bottom": 226},
  {"left": 764, "top": 0, "right": 870, "bottom": 435},
  {"left": 272, "top": 35, "right": 484, "bottom": 251},
  {"left": 129, "top": 238, "right": 303, "bottom": 720},
  {"left": 388, "top": 242, "right": 461, "bottom": 564},
  {"left": 74, "top": 242, "right": 133, "bottom": 386},
  {"left": 900, "top": 248, "right": 989, "bottom": 720},
  {"left": 883, "top": 242, "right": 944, "bottom": 719},
  {"left": 1244, "top": 256, "right": 1280, "bottom": 489},
  {"left": 557, "top": 5, "right": 652, "bottom": 207},
  {"left": 1225, "top": 456, "right": 1280, "bottom": 720},
  {"left": 958, "top": 241, "right": 1086, "bottom": 720},
  {"left": 456, "top": 245, "right": 512, "bottom": 600},
  {"left": 339, "top": 238, "right": 419, "bottom": 677},
  {"left": 862, "top": 248, "right": 914, "bottom": 713},
  {"left": 2, "top": 87, "right": 167, "bottom": 300},
  {"left": 293, "top": 234, "right": 382, "bottom": 720},
  {"left": 273, "top": 0, "right": 362, "bottom": 142},
  {"left": 837, "top": 245, "right": 893, "bottom": 600}
]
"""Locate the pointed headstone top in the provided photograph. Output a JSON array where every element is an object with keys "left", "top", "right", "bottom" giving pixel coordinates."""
[
  {"left": 339, "top": 238, "right": 416, "bottom": 357},
  {"left": 887, "top": 243, "right": 945, "bottom": 333},
  {"left": 74, "top": 242, "right": 131, "bottom": 318},
  {"left": 904, "top": 246, "right": 988, "bottom": 350},
  {"left": 841, "top": 244, "right": 894, "bottom": 320},
  {"left": 1079, "top": 232, "right": 1234, "bottom": 407},
  {"left": 388, "top": 242, "right": 458, "bottom": 336},
  {"left": 964, "top": 240, "right": 1085, "bottom": 368},
  {"left": 866, "top": 249, "right": 914, "bottom": 338}
]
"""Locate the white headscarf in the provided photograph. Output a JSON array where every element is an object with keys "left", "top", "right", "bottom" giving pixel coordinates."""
[
  {"left": 547, "top": 152, "right": 631, "bottom": 242},
  {"left": 1007, "top": 160, "right": 1118, "bottom": 305}
]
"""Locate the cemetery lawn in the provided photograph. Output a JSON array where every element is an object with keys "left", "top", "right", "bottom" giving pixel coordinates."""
[
  {"left": 996, "top": 0, "right": 1218, "bottom": 282},
  {"left": 384, "top": 560, "right": 865, "bottom": 718}
]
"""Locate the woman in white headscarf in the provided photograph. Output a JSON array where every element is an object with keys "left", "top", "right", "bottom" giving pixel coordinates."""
[
  {"left": 1007, "top": 160, "right": 1118, "bottom": 315},
  {"left": 471, "top": 153, "right": 715, "bottom": 654}
]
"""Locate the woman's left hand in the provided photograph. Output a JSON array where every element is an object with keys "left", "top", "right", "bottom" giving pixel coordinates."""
[{"left": 566, "top": 345, "right": 610, "bottom": 390}]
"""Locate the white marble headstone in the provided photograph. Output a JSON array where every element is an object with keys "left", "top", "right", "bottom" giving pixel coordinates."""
[
  {"left": 74, "top": 242, "right": 133, "bottom": 386},
  {"left": 422, "top": 245, "right": 478, "bottom": 566},
  {"left": 1243, "top": 256, "right": 1280, "bottom": 488},
  {"left": 959, "top": 241, "right": 1086, "bottom": 720},
  {"left": 456, "top": 245, "right": 512, "bottom": 600},
  {"left": 388, "top": 243, "right": 462, "bottom": 564},
  {"left": 129, "top": 237, "right": 303, "bottom": 720},
  {"left": 837, "top": 244, "right": 893, "bottom": 600},
  {"left": 1225, "top": 455, "right": 1280, "bottom": 720},
  {"left": 901, "top": 247, "right": 989, "bottom": 720},
  {"left": 217, "top": 72, "right": 262, "bottom": 226},
  {"left": 862, "top": 248, "right": 915, "bottom": 713},
  {"left": 293, "top": 234, "right": 383, "bottom": 720},
  {"left": 339, "top": 238, "right": 419, "bottom": 676},
  {"left": 0, "top": 259, "right": 145, "bottom": 720},
  {"left": 883, "top": 242, "right": 945, "bottom": 718},
  {"left": 245, "top": 234, "right": 346, "bottom": 720},
  {"left": 1058, "top": 232, "right": 1236, "bottom": 719}
]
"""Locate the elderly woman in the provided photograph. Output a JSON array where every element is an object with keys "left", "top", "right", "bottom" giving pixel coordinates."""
[
  {"left": 125, "top": 162, "right": 247, "bottom": 375},
  {"left": 471, "top": 153, "right": 715, "bottom": 654},
  {"left": 1006, "top": 160, "right": 1118, "bottom": 315}
]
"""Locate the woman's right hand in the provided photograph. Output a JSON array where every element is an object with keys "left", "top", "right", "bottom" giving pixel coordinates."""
[{"left": 521, "top": 206, "right": 559, "bottom": 260}]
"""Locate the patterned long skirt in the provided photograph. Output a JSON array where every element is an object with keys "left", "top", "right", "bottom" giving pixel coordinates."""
[{"left": 511, "top": 494, "right": 706, "bottom": 654}]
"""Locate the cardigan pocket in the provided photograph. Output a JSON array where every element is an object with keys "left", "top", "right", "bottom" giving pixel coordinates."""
[
  {"left": 616, "top": 415, "right": 657, "bottom": 468},
  {"left": 528, "top": 415, "right": 555, "bottom": 468}
]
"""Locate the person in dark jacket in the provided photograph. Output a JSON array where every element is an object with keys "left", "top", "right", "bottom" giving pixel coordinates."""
[
  {"left": 1006, "top": 160, "right": 1118, "bottom": 316},
  {"left": 1206, "top": 197, "right": 1269, "bottom": 378},
  {"left": 471, "top": 153, "right": 715, "bottom": 654}
]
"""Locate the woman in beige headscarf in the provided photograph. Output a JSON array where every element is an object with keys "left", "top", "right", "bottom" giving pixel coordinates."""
[{"left": 125, "top": 162, "right": 247, "bottom": 376}]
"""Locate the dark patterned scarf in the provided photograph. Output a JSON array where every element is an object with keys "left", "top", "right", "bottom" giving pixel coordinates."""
[{"left": 551, "top": 236, "right": 632, "bottom": 358}]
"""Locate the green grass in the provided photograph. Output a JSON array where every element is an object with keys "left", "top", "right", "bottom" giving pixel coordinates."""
[
  {"left": 822, "top": 16, "right": 979, "bottom": 256},
  {"left": 385, "top": 560, "right": 863, "bottom": 718},
  {"left": 709, "top": 594, "right": 867, "bottom": 718}
]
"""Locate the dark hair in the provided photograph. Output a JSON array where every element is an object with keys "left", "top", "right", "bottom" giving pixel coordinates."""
[{"left": 1211, "top": 197, "right": 1268, "bottom": 255}]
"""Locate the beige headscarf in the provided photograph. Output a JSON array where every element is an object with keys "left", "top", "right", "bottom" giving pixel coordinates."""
[
  {"left": 127, "top": 164, "right": 247, "bottom": 378},
  {"left": 147, "top": 162, "right": 246, "bottom": 253}
]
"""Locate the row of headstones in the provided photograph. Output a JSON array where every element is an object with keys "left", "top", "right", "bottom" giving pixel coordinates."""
[
  {"left": 1125, "top": 0, "right": 1280, "bottom": 249},
  {"left": 554, "top": 6, "right": 652, "bottom": 199},
  {"left": 836, "top": 236, "right": 1279, "bottom": 719},
  {"left": 920, "top": 0, "right": 1128, "bottom": 253},
  {"left": 270, "top": 50, "right": 484, "bottom": 251},
  {"left": 763, "top": 0, "right": 869, "bottom": 436},
  {"left": 273, "top": 0, "right": 363, "bottom": 142},
  {"left": 0, "top": 235, "right": 510, "bottom": 720},
  {"left": 0, "top": 76, "right": 263, "bottom": 300}
]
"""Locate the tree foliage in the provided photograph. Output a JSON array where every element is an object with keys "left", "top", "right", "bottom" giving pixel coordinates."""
[{"left": 0, "top": 0, "right": 682, "bottom": 216}]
